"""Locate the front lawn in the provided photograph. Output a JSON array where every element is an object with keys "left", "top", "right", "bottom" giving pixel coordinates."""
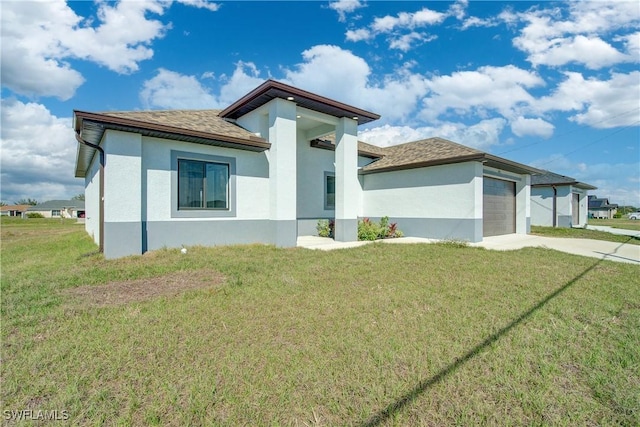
[
  {"left": 531, "top": 225, "right": 640, "bottom": 245},
  {"left": 2, "top": 218, "right": 639, "bottom": 425}
]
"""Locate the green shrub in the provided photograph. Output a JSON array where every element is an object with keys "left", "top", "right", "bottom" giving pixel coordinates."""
[
  {"left": 613, "top": 213, "right": 622, "bottom": 219},
  {"left": 26, "top": 212, "right": 44, "bottom": 218},
  {"left": 358, "top": 216, "right": 404, "bottom": 241},
  {"left": 316, "top": 219, "right": 334, "bottom": 238}
]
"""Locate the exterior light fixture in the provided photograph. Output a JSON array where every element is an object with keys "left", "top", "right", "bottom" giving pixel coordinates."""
[
  {"left": 287, "top": 96, "right": 295, "bottom": 101},
  {"left": 352, "top": 116, "right": 358, "bottom": 120}
]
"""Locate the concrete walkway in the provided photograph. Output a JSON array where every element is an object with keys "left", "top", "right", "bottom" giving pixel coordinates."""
[
  {"left": 586, "top": 225, "right": 640, "bottom": 237},
  {"left": 297, "top": 234, "right": 640, "bottom": 265}
]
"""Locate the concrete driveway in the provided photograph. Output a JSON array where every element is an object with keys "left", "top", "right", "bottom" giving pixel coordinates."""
[
  {"left": 471, "top": 234, "right": 640, "bottom": 265},
  {"left": 298, "top": 234, "right": 640, "bottom": 265},
  {"left": 586, "top": 225, "right": 640, "bottom": 237}
]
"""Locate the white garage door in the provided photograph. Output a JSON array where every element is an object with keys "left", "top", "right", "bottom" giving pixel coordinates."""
[{"left": 483, "top": 177, "right": 516, "bottom": 237}]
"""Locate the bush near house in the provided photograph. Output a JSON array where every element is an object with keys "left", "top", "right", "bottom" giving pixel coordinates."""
[
  {"left": 358, "top": 216, "right": 404, "bottom": 241},
  {"left": 316, "top": 219, "right": 334, "bottom": 238},
  {"left": 26, "top": 212, "right": 44, "bottom": 218}
]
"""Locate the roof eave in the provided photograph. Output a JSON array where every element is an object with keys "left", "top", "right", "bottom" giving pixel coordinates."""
[
  {"left": 360, "top": 153, "right": 485, "bottom": 175},
  {"left": 219, "top": 80, "right": 381, "bottom": 125},
  {"left": 483, "top": 154, "right": 543, "bottom": 175}
]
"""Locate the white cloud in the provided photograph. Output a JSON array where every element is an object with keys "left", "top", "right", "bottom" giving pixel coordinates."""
[
  {"left": 0, "top": 99, "right": 83, "bottom": 203},
  {"left": 217, "top": 62, "right": 267, "bottom": 106},
  {"left": 511, "top": 117, "right": 555, "bottom": 138},
  {"left": 329, "top": 0, "right": 365, "bottom": 22},
  {"left": 510, "top": 1, "right": 640, "bottom": 69},
  {"left": 0, "top": 0, "right": 219, "bottom": 100},
  {"left": 534, "top": 71, "right": 640, "bottom": 128},
  {"left": 175, "top": 0, "right": 220, "bottom": 12},
  {"left": 345, "top": 28, "right": 373, "bottom": 42},
  {"left": 359, "top": 118, "right": 507, "bottom": 151},
  {"left": 140, "top": 68, "right": 218, "bottom": 109},
  {"left": 282, "top": 45, "right": 429, "bottom": 122},
  {"left": 420, "top": 65, "right": 544, "bottom": 121},
  {"left": 346, "top": 5, "right": 447, "bottom": 50}
]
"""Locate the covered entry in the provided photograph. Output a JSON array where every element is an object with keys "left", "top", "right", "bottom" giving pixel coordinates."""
[{"left": 483, "top": 177, "right": 516, "bottom": 237}]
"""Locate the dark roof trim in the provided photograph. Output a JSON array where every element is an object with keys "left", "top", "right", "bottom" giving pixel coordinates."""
[
  {"left": 310, "top": 139, "right": 383, "bottom": 159},
  {"left": 219, "top": 80, "right": 380, "bottom": 125},
  {"left": 532, "top": 182, "right": 598, "bottom": 190},
  {"left": 483, "top": 154, "right": 543, "bottom": 175},
  {"left": 74, "top": 110, "right": 270, "bottom": 150},
  {"left": 360, "top": 153, "right": 486, "bottom": 175}
]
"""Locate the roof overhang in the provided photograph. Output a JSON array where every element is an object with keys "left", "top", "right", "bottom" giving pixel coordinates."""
[
  {"left": 483, "top": 154, "right": 543, "bottom": 175},
  {"left": 73, "top": 110, "right": 270, "bottom": 178},
  {"left": 219, "top": 80, "right": 380, "bottom": 126},
  {"left": 310, "top": 139, "right": 383, "bottom": 159}
]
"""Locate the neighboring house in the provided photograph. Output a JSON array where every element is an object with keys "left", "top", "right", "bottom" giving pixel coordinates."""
[
  {"left": 0, "top": 205, "right": 30, "bottom": 217},
  {"left": 530, "top": 171, "right": 596, "bottom": 228},
  {"left": 28, "top": 200, "right": 85, "bottom": 218},
  {"left": 73, "top": 80, "right": 539, "bottom": 259},
  {"left": 588, "top": 196, "right": 618, "bottom": 219}
]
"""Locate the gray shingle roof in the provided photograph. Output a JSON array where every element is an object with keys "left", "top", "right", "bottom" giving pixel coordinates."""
[
  {"left": 531, "top": 171, "right": 597, "bottom": 190},
  {"left": 28, "top": 200, "right": 85, "bottom": 210},
  {"left": 101, "top": 110, "right": 259, "bottom": 142}
]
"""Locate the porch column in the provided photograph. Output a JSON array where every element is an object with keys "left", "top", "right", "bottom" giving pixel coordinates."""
[
  {"left": 268, "top": 98, "right": 298, "bottom": 247},
  {"left": 334, "top": 117, "right": 359, "bottom": 242}
]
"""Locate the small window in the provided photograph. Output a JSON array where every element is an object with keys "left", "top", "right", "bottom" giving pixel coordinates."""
[
  {"left": 178, "top": 159, "right": 229, "bottom": 210},
  {"left": 51, "top": 210, "right": 61, "bottom": 217},
  {"left": 325, "top": 173, "right": 335, "bottom": 210}
]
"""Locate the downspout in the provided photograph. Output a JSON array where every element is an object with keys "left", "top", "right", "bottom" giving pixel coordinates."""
[
  {"left": 75, "top": 133, "right": 105, "bottom": 253},
  {"left": 552, "top": 185, "right": 557, "bottom": 228}
]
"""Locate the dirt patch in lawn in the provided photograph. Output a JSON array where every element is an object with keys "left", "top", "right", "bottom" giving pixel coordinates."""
[{"left": 63, "top": 269, "right": 225, "bottom": 307}]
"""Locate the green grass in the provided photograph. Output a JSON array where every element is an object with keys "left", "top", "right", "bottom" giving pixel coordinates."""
[
  {"left": 2, "top": 217, "right": 639, "bottom": 425},
  {"left": 590, "top": 218, "right": 640, "bottom": 231},
  {"left": 531, "top": 225, "right": 640, "bottom": 245}
]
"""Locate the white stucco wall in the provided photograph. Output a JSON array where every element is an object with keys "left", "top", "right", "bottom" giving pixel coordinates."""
[
  {"left": 103, "top": 130, "right": 142, "bottom": 223},
  {"left": 296, "top": 136, "right": 336, "bottom": 219},
  {"left": 363, "top": 162, "right": 481, "bottom": 219},
  {"left": 141, "top": 137, "right": 271, "bottom": 222},
  {"left": 531, "top": 186, "right": 556, "bottom": 227},
  {"left": 84, "top": 146, "right": 101, "bottom": 245},
  {"left": 531, "top": 186, "right": 590, "bottom": 227}
]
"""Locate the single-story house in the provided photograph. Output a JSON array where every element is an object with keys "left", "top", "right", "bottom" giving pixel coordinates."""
[
  {"left": 73, "top": 80, "right": 540, "bottom": 259},
  {"left": 0, "top": 204, "right": 30, "bottom": 217},
  {"left": 588, "top": 196, "right": 618, "bottom": 219},
  {"left": 27, "top": 200, "right": 85, "bottom": 218},
  {"left": 530, "top": 171, "right": 596, "bottom": 228}
]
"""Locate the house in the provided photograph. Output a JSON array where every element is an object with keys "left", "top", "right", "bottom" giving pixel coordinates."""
[
  {"left": 27, "top": 200, "right": 85, "bottom": 218},
  {"left": 73, "top": 80, "right": 539, "bottom": 259},
  {"left": 0, "top": 204, "right": 30, "bottom": 217},
  {"left": 588, "top": 196, "right": 618, "bottom": 219},
  {"left": 530, "top": 171, "right": 596, "bottom": 228}
]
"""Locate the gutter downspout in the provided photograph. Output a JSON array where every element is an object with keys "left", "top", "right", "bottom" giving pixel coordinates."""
[
  {"left": 75, "top": 133, "right": 105, "bottom": 253},
  {"left": 552, "top": 185, "right": 557, "bottom": 228}
]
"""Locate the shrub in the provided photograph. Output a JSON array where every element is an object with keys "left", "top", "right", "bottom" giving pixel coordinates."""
[
  {"left": 316, "top": 219, "right": 334, "bottom": 238},
  {"left": 26, "top": 212, "right": 44, "bottom": 218},
  {"left": 613, "top": 213, "right": 622, "bottom": 219},
  {"left": 358, "top": 216, "right": 404, "bottom": 241}
]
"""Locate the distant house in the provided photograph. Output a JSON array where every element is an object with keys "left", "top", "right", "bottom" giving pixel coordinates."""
[
  {"left": 588, "top": 196, "right": 618, "bottom": 219},
  {"left": 530, "top": 171, "right": 596, "bottom": 228},
  {"left": 0, "top": 204, "right": 31, "bottom": 217},
  {"left": 27, "top": 200, "right": 85, "bottom": 218}
]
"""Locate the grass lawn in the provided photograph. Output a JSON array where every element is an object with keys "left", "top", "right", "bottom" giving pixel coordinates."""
[
  {"left": 2, "top": 218, "right": 639, "bottom": 425},
  {"left": 531, "top": 225, "right": 640, "bottom": 245},
  {"left": 589, "top": 218, "right": 640, "bottom": 232}
]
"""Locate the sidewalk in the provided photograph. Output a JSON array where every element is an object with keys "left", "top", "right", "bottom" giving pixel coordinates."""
[{"left": 585, "top": 225, "right": 640, "bottom": 238}]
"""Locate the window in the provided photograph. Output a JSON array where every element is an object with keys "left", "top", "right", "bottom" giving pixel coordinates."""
[
  {"left": 325, "top": 172, "right": 335, "bottom": 210},
  {"left": 51, "top": 209, "right": 61, "bottom": 217},
  {"left": 178, "top": 159, "right": 229, "bottom": 210}
]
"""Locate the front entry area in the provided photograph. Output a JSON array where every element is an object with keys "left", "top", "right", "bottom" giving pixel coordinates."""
[{"left": 483, "top": 177, "right": 516, "bottom": 237}]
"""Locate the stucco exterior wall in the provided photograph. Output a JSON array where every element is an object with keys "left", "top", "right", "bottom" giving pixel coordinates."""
[
  {"left": 531, "top": 185, "right": 590, "bottom": 227},
  {"left": 362, "top": 162, "right": 483, "bottom": 242},
  {"left": 84, "top": 144, "right": 101, "bottom": 245}
]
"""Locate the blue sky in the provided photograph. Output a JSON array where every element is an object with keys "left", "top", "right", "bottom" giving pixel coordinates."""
[{"left": 1, "top": 0, "right": 639, "bottom": 206}]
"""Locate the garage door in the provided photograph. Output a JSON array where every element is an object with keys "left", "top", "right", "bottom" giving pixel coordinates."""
[{"left": 483, "top": 177, "right": 515, "bottom": 237}]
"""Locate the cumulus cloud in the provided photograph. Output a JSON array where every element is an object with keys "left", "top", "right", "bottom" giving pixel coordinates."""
[
  {"left": 510, "top": 1, "right": 639, "bottom": 69},
  {"left": 0, "top": 0, "right": 219, "bottom": 100},
  {"left": 0, "top": 99, "right": 83, "bottom": 203},
  {"left": 345, "top": 5, "right": 448, "bottom": 50},
  {"left": 510, "top": 117, "right": 555, "bottom": 138},
  {"left": 359, "top": 118, "right": 507, "bottom": 151},
  {"left": 140, "top": 68, "right": 218, "bottom": 109},
  {"left": 534, "top": 71, "right": 640, "bottom": 128},
  {"left": 328, "top": 0, "right": 365, "bottom": 22},
  {"left": 420, "top": 65, "right": 544, "bottom": 121}
]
